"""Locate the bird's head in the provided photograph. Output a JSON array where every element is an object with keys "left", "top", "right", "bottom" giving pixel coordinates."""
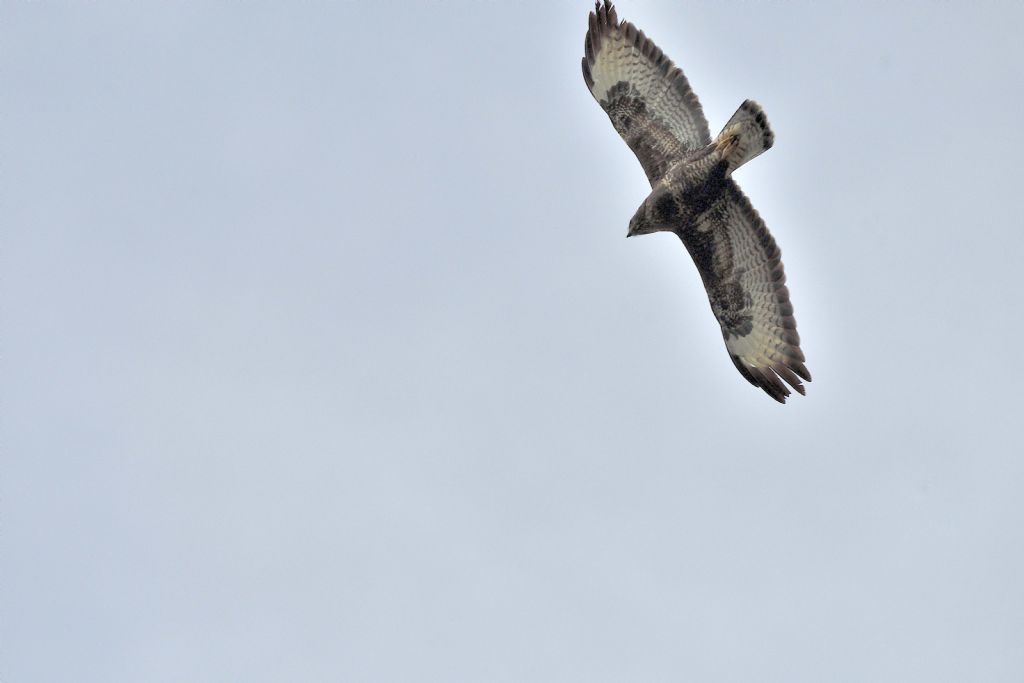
[{"left": 627, "top": 187, "right": 680, "bottom": 237}]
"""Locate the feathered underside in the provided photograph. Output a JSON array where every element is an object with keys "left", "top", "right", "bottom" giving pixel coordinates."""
[
  {"left": 582, "top": 1, "right": 810, "bottom": 403},
  {"left": 582, "top": 0, "right": 711, "bottom": 184},
  {"left": 683, "top": 181, "right": 811, "bottom": 403}
]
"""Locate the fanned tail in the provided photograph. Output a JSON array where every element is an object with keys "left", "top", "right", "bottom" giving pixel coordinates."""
[{"left": 715, "top": 100, "right": 773, "bottom": 175}]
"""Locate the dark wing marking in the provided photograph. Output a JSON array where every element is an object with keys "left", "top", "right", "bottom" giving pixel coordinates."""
[
  {"left": 681, "top": 180, "right": 810, "bottom": 403},
  {"left": 582, "top": 1, "right": 711, "bottom": 184}
]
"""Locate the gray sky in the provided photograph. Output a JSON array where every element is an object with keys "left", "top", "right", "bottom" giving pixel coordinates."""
[{"left": 5, "top": 1, "right": 1024, "bottom": 681}]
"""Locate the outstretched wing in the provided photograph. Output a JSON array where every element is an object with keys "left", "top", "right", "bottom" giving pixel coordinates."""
[
  {"left": 681, "top": 181, "right": 811, "bottom": 403},
  {"left": 582, "top": 1, "right": 711, "bottom": 184}
]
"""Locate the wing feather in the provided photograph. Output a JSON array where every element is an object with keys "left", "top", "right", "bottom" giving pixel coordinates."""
[
  {"left": 582, "top": 1, "right": 711, "bottom": 184},
  {"left": 682, "top": 181, "right": 811, "bottom": 403}
]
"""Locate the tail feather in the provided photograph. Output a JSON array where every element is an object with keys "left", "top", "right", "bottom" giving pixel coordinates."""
[{"left": 716, "top": 100, "right": 773, "bottom": 174}]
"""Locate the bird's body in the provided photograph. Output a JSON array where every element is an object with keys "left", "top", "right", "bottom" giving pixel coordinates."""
[{"left": 582, "top": 1, "right": 811, "bottom": 403}]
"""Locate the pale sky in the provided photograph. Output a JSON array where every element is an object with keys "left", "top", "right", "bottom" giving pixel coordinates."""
[{"left": 5, "top": 2, "right": 1024, "bottom": 681}]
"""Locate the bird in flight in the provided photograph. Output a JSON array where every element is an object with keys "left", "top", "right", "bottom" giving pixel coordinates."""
[{"left": 582, "top": 1, "right": 811, "bottom": 403}]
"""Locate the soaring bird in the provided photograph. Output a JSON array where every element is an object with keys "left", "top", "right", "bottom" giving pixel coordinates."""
[{"left": 582, "top": 1, "right": 811, "bottom": 403}]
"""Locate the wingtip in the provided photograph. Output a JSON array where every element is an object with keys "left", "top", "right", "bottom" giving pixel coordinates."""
[
  {"left": 730, "top": 353, "right": 812, "bottom": 404},
  {"left": 792, "top": 361, "right": 812, "bottom": 382}
]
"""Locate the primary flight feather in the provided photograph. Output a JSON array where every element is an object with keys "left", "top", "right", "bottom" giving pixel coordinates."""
[{"left": 582, "top": 1, "right": 811, "bottom": 403}]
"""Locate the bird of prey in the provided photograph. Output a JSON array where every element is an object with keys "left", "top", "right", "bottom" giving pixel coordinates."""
[{"left": 582, "top": 1, "right": 811, "bottom": 403}]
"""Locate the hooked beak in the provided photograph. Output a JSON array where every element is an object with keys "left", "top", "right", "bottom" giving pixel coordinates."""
[{"left": 627, "top": 215, "right": 640, "bottom": 238}]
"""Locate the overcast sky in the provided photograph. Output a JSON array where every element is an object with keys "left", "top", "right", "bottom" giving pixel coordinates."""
[{"left": 5, "top": 1, "right": 1024, "bottom": 681}]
